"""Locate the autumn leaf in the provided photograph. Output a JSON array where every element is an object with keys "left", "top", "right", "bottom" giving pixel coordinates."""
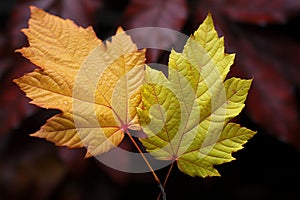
[
  {"left": 14, "top": 6, "right": 145, "bottom": 156},
  {"left": 138, "top": 13, "right": 256, "bottom": 177}
]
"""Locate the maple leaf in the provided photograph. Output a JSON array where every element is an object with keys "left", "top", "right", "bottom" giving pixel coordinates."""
[
  {"left": 14, "top": 6, "right": 145, "bottom": 156},
  {"left": 138, "top": 13, "right": 256, "bottom": 177}
]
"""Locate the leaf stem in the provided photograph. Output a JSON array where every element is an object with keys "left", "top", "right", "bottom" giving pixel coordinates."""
[
  {"left": 126, "top": 131, "right": 166, "bottom": 200},
  {"left": 156, "top": 161, "right": 174, "bottom": 200}
]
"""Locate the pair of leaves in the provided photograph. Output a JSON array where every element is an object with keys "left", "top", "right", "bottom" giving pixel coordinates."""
[{"left": 14, "top": 6, "right": 255, "bottom": 177}]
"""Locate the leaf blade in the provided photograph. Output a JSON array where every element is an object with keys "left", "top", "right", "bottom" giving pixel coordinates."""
[
  {"left": 139, "top": 13, "right": 256, "bottom": 177},
  {"left": 16, "top": 6, "right": 100, "bottom": 76},
  {"left": 14, "top": 7, "right": 145, "bottom": 156}
]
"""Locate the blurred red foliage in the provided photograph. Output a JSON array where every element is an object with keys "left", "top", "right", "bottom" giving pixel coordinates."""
[{"left": 122, "top": 0, "right": 188, "bottom": 61}]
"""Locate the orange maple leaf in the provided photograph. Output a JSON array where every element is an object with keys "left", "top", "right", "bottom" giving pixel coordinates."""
[{"left": 14, "top": 6, "right": 145, "bottom": 156}]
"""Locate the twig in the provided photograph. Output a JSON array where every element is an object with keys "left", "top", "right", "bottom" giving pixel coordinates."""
[
  {"left": 126, "top": 131, "right": 166, "bottom": 200},
  {"left": 156, "top": 161, "right": 174, "bottom": 200}
]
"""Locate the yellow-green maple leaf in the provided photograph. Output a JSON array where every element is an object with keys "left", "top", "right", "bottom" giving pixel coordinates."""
[
  {"left": 14, "top": 6, "right": 145, "bottom": 156},
  {"left": 138, "top": 13, "right": 256, "bottom": 177}
]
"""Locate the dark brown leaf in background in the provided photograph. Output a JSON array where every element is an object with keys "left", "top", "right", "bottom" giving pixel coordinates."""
[
  {"left": 122, "top": 0, "right": 187, "bottom": 62},
  {"left": 227, "top": 32, "right": 300, "bottom": 151},
  {"left": 0, "top": 59, "right": 37, "bottom": 136},
  {"left": 246, "top": 31, "right": 300, "bottom": 88},
  {"left": 220, "top": 0, "right": 300, "bottom": 25},
  {"left": 0, "top": 139, "right": 66, "bottom": 200}
]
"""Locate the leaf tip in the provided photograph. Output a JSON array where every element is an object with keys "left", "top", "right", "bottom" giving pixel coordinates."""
[
  {"left": 205, "top": 11, "right": 214, "bottom": 22},
  {"left": 84, "top": 151, "right": 93, "bottom": 158},
  {"left": 29, "top": 5, "right": 41, "bottom": 14},
  {"left": 116, "top": 26, "right": 125, "bottom": 34},
  {"left": 207, "top": 11, "right": 213, "bottom": 17},
  {"left": 30, "top": 132, "right": 40, "bottom": 138},
  {"left": 14, "top": 47, "right": 23, "bottom": 54},
  {"left": 12, "top": 78, "right": 19, "bottom": 85}
]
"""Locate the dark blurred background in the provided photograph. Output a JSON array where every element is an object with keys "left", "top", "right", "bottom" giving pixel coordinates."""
[{"left": 0, "top": 0, "right": 299, "bottom": 199}]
